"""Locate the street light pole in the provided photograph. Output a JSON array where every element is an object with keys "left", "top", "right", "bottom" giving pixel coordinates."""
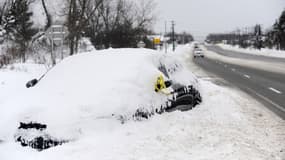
[
  {"left": 165, "top": 21, "right": 167, "bottom": 53},
  {"left": 171, "top": 20, "right": 175, "bottom": 51}
]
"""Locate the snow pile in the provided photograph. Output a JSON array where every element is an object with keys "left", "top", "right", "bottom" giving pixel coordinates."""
[
  {"left": 217, "top": 43, "right": 285, "bottom": 58},
  {"left": 79, "top": 38, "right": 96, "bottom": 52},
  {"left": 155, "top": 51, "right": 199, "bottom": 88}
]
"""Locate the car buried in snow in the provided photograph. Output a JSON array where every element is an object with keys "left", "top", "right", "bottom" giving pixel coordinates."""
[{"left": 11, "top": 49, "right": 202, "bottom": 151}]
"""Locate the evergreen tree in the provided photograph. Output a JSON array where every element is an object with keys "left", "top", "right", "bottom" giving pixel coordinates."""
[
  {"left": 269, "top": 9, "right": 285, "bottom": 50},
  {"left": 4, "top": 0, "right": 36, "bottom": 62},
  {"left": 3, "top": 4, "right": 16, "bottom": 40},
  {"left": 253, "top": 24, "right": 263, "bottom": 49},
  {"left": 272, "top": 21, "right": 282, "bottom": 49},
  {"left": 264, "top": 29, "right": 275, "bottom": 49},
  {"left": 278, "top": 10, "right": 285, "bottom": 49}
]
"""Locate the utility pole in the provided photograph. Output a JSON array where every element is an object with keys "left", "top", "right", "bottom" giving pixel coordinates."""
[
  {"left": 182, "top": 32, "right": 185, "bottom": 44},
  {"left": 171, "top": 21, "right": 175, "bottom": 51},
  {"left": 164, "top": 21, "right": 167, "bottom": 53},
  {"left": 51, "top": 27, "right": 55, "bottom": 66}
]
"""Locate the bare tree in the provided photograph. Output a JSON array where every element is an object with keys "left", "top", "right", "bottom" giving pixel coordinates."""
[
  {"left": 66, "top": 0, "right": 103, "bottom": 55},
  {"left": 41, "top": 0, "right": 52, "bottom": 30},
  {"left": 0, "top": 0, "right": 8, "bottom": 25},
  {"left": 133, "top": 0, "right": 156, "bottom": 30},
  {"left": 66, "top": 0, "right": 156, "bottom": 50},
  {"left": 93, "top": 0, "right": 156, "bottom": 48},
  {"left": 84, "top": 0, "right": 104, "bottom": 46},
  {"left": 97, "top": 0, "right": 125, "bottom": 47}
]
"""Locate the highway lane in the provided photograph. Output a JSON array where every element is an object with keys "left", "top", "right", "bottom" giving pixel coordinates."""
[
  {"left": 194, "top": 57, "right": 285, "bottom": 119},
  {"left": 205, "top": 45, "right": 285, "bottom": 64}
]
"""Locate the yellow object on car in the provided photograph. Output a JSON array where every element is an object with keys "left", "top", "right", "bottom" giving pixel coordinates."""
[
  {"left": 154, "top": 74, "right": 173, "bottom": 96},
  {"left": 155, "top": 74, "right": 166, "bottom": 92}
]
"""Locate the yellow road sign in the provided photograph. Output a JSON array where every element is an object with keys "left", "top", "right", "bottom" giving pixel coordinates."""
[{"left": 153, "top": 38, "right": 161, "bottom": 45}]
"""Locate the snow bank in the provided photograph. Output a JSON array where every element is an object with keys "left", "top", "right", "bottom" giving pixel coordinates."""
[
  {"left": 202, "top": 45, "right": 285, "bottom": 75},
  {"left": 217, "top": 43, "right": 285, "bottom": 59}
]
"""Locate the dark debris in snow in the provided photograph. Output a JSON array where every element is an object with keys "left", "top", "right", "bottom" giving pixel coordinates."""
[
  {"left": 15, "top": 122, "right": 68, "bottom": 151},
  {"left": 132, "top": 85, "right": 202, "bottom": 121}
]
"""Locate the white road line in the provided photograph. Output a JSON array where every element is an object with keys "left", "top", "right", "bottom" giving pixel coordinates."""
[
  {"left": 244, "top": 74, "right": 250, "bottom": 79},
  {"left": 268, "top": 87, "right": 282, "bottom": 94},
  {"left": 246, "top": 87, "right": 285, "bottom": 113},
  {"left": 231, "top": 68, "right": 236, "bottom": 72}
]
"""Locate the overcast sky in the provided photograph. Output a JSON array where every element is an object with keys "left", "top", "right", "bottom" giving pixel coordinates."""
[{"left": 153, "top": 0, "right": 285, "bottom": 41}]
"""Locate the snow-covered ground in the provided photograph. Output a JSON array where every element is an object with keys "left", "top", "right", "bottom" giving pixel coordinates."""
[
  {"left": 217, "top": 43, "right": 285, "bottom": 59},
  {"left": 0, "top": 46, "right": 284, "bottom": 160}
]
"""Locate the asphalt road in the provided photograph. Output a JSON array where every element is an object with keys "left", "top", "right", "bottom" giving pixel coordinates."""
[
  {"left": 194, "top": 56, "right": 285, "bottom": 120},
  {"left": 205, "top": 45, "right": 285, "bottom": 64}
]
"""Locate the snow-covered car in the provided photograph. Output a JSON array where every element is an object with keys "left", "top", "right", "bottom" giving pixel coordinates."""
[
  {"left": 193, "top": 48, "right": 204, "bottom": 58},
  {"left": 2, "top": 48, "right": 202, "bottom": 151}
]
